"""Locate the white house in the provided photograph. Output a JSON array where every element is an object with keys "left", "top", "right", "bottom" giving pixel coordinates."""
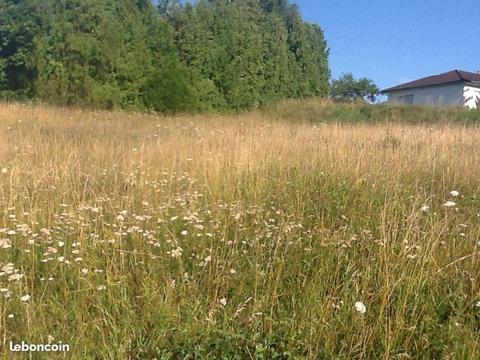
[{"left": 383, "top": 70, "right": 480, "bottom": 109}]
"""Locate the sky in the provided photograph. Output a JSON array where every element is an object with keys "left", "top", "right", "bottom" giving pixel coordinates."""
[{"left": 295, "top": 0, "right": 480, "bottom": 91}]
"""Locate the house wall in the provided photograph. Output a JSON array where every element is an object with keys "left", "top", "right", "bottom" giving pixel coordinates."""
[
  {"left": 464, "top": 85, "right": 480, "bottom": 109},
  {"left": 387, "top": 83, "right": 465, "bottom": 107}
]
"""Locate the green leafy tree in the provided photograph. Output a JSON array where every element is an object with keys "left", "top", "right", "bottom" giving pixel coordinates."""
[
  {"left": 167, "top": 0, "right": 330, "bottom": 110},
  {"left": 141, "top": 57, "right": 198, "bottom": 112},
  {"left": 0, "top": 0, "right": 43, "bottom": 99},
  {"left": 1, "top": 0, "right": 330, "bottom": 112},
  {"left": 330, "top": 73, "right": 380, "bottom": 103}
]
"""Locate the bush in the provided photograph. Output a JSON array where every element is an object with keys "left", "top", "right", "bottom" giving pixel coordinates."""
[{"left": 141, "top": 59, "right": 198, "bottom": 113}]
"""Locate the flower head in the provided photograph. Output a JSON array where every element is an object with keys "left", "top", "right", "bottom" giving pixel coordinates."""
[
  {"left": 0, "top": 238, "right": 11, "bottom": 248},
  {"left": 420, "top": 205, "right": 430, "bottom": 213},
  {"left": 443, "top": 201, "right": 456, "bottom": 208},
  {"left": 354, "top": 301, "right": 366, "bottom": 314}
]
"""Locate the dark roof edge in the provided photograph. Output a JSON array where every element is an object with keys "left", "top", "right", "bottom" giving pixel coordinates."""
[
  {"left": 382, "top": 69, "right": 480, "bottom": 93},
  {"left": 382, "top": 80, "right": 468, "bottom": 93}
]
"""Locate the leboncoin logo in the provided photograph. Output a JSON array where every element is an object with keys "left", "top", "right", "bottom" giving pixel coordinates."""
[{"left": 9, "top": 341, "right": 70, "bottom": 352}]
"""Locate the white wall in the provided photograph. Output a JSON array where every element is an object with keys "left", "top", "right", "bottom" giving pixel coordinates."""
[
  {"left": 463, "top": 85, "right": 480, "bottom": 109},
  {"left": 388, "top": 83, "right": 465, "bottom": 107}
]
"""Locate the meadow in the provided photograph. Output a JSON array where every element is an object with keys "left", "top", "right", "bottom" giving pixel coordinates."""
[{"left": 0, "top": 101, "right": 479, "bottom": 359}]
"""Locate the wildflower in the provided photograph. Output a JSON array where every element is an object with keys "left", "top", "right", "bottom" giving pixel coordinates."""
[
  {"left": 97, "top": 285, "right": 106, "bottom": 291},
  {"left": 1, "top": 263, "right": 14, "bottom": 274},
  {"left": 21, "top": 294, "right": 31, "bottom": 302},
  {"left": 1, "top": 168, "right": 7, "bottom": 174},
  {"left": 219, "top": 297, "right": 227, "bottom": 306},
  {"left": 8, "top": 273, "right": 23, "bottom": 281},
  {"left": 7, "top": 314, "right": 14, "bottom": 319},
  {"left": 81, "top": 268, "right": 88, "bottom": 275},
  {"left": 181, "top": 230, "right": 188, "bottom": 236},
  {"left": 229, "top": 268, "right": 237, "bottom": 274},
  {"left": 443, "top": 201, "right": 456, "bottom": 208},
  {"left": 354, "top": 301, "right": 367, "bottom": 314},
  {"left": 420, "top": 205, "right": 430, "bottom": 213},
  {"left": 168, "top": 247, "right": 183, "bottom": 258},
  {"left": 46, "top": 247, "right": 58, "bottom": 254},
  {"left": 0, "top": 238, "right": 11, "bottom": 248},
  {"left": 450, "top": 190, "right": 460, "bottom": 197}
]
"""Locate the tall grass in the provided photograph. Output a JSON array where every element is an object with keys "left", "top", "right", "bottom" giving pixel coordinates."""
[
  {"left": 0, "top": 102, "right": 479, "bottom": 359},
  {"left": 263, "top": 98, "right": 480, "bottom": 125}
]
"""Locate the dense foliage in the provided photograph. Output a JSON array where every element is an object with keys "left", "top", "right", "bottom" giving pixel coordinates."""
[
  {"left": 0, "top": 0, "right": 329, "bottom": 111},
  {"left": 330, "top": 73, "right": 380, "bottom": 103}
]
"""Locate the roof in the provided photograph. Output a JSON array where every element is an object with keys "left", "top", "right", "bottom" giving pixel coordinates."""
[{"left": 383, "top": 70, "right": 480, "bottom": 93}]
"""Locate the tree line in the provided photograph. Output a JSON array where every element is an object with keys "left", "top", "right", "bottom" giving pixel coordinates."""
[{"left": 0, "top": 0, "right": 330, "bottom": 112}]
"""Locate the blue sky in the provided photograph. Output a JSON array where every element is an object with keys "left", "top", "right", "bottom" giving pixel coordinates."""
[{"left": 295, "top": 0, "right": 480, "bottom": 90}]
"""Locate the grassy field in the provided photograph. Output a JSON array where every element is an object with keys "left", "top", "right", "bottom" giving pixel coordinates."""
[
  {"left": 263, "top": 98, "right": 480, "bottom": 125},
  {"left": 0, "top": 102, "right": 479, "bottom": 359}
]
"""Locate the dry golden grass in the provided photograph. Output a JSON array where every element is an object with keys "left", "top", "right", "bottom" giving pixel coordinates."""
[{"left": 0, "top": 102, "right": 479, "bottom": 359}]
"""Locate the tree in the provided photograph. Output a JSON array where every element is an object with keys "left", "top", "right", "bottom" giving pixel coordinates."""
[
  {"left": 330, "top": 73, "right": 380, "bottom": 103},
  {"left": 0, "top": 0, "right": 43, "bottom": 99},
  {"left": 166, "top": 0, "right": 330, "bottom": 110},
  {"left": 141, "top": 57, "right": 198, "bottom": 113},
  {"left": 1, "top": 0, "right": 330, "bottom": 112}
]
